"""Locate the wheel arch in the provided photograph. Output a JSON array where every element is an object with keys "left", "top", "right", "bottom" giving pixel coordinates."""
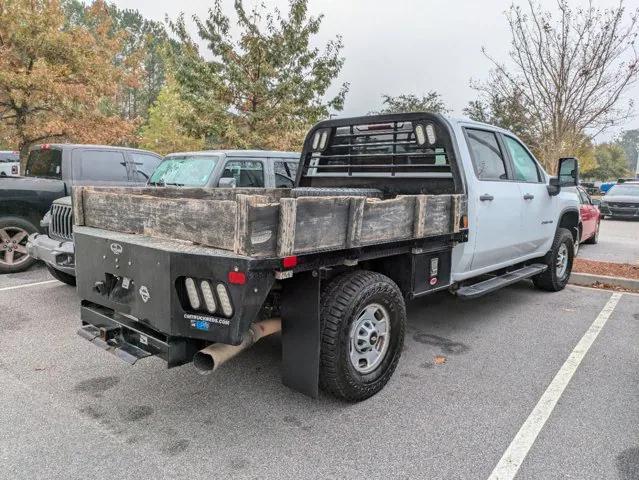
[{"left": 557, "top": 208, "right": 580, "bottom": 244}]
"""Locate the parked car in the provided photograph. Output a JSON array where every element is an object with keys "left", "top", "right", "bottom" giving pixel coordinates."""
[
  {"left": 575, "top": 186, "right": 601, "bottom": 254},
  {"left": 0, "top": 144, "right": 162, "bottom": 275},
  {"left": 599, "top": 182, "right": 639, "bottom": 219},
  {"left": 27, "top": 150, "right": 300, "bottom": 285},
  {"left": 149, "top": 150, "right": 300, "bottom": 188},
  {"left": 72, "top": 113, "right": 580, "bottom": 401},
  {"left": 0, "top": 151, "right": 20, "bottom": 177}
]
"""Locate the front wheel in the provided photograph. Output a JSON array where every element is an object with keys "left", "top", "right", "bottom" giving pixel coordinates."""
[
  {"left": 0, "top": 217, "right": 38, "bottom": 273},
  {"left": 319, "top": 270, "right": 406, "bottom": 402},
  {"left": 532, "top": 228, "right": 574, "bottom": 292}
]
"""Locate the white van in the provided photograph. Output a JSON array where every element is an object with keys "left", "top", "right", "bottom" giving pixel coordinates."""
[{"left": 0, "top": 151, "right": 20, "bottom": 176}]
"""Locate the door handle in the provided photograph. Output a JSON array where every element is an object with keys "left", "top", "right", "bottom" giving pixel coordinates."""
[
  {"left": 523, "top": 193, "right": 535, "bottom": 200},
  {"left": 479, "top": 194, "right": 494, "bottom": 201}
]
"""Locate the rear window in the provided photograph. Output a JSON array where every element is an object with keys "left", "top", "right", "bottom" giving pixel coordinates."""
[
  {"left": 149, "top": 156, "right": 219, "bottom": 187},
  {"left": 25, "top": 149, "right": 63, "bottom": 178},
  {"left": 0, "top": 152, "right": 19, "bottom": 163}
]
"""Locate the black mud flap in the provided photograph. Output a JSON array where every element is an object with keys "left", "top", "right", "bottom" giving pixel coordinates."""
[{"left": 280, "top": 271, "right": 321, "bottom": 398}]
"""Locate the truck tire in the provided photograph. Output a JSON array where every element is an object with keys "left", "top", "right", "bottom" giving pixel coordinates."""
[
  {"left": 532, "top": 227, "right": 574, "bottom": 292},
  {"left": 45, "top": 264, "right": 76, "bottom": 286},
  {"left": 0, "top": 216, "right": 38, "bottom": 273},
  {"left": 319, "top": 270, "right": 406, "bottom": 401}
]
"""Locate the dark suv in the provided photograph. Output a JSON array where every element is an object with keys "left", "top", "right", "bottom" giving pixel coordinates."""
[{"left": 0, "top": 144, "right": 161, "bottom": 274}]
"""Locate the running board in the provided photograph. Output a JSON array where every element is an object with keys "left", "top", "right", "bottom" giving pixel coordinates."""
[{"left": 456, "top": 264, "right": 547, "bottom": 300}]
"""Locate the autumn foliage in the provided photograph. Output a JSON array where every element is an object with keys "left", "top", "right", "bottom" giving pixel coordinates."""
[{"left": 0, "top": 0, "right": 138, "bottom": 160}]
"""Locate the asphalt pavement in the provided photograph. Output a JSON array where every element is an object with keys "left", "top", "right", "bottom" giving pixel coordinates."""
[
  {"left": 579, "top": 218, "right": 639, "bottom": 265},
  {"left": 0, "top": 266, "right": 638, "bottom": 479}
]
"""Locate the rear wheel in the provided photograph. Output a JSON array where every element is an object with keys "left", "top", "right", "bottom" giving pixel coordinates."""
[
  {"left": 532, "top": 228, "right": 574, "bottom": 292},
  {"left": 0, "top": 217, "right": 38, "bottom": 273},
  {"left": 319, "top": 270, "right": 406, "bottom": 402},
  {"left": 45, "top": 264, "right": 76, "bottom": 286}
]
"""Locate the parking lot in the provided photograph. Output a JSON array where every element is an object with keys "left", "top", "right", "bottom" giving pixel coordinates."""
[
  {"left": 1, "top": 266, "right": 638, "bottom": 479},
  {"left": 580, "top": 218, "right": 639, "bottom": 265}
]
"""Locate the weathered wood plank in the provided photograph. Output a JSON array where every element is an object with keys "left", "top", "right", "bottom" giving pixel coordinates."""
[
  {"left": 360, "top": 196, "right": 415, "bottom": 244},
  {"left": 82, "top": 191, "right": 237, "bottom": 250},
  {"left": 72, "top": 186, "right": 85, "bottom": 226},
  {"left": 413, "top": 195, "right": 428, "bottom": 238},
  {"left": 293, "top": 197, "right": 351, "bottom": 253},
  {"left": 423, "top": 195, "right": 452, "bottom": 236},
  {"left": 234, "top": 195, "right": 280, "bottom": 256},
  {"left": 451, "top": 194, "right": 463, "bottom": 233},
  {"left": 277, "top": 198, "right": 298, "bottom": 257},
  {"left": 346, "top": 197, "right": 365, "bottom": 248},
  {"left": 81, "top": 186, "right": 288, "bottom": 203}
]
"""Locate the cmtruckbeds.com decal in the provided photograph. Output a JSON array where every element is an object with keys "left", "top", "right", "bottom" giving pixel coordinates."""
[{"left": 185, "top": 313, "right": 231, "bottom": 331}]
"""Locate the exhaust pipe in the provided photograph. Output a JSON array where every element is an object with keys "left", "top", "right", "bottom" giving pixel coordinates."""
[{"left": 192, "top": 318, "right": 281, "bottom": 374}]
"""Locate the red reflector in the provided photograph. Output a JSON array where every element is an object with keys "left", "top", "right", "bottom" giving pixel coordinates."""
[
  {"left": 228, "top": 271, "right": 246, "bottom": 285},
  {"left": 282, "top": 256, "right": 298, "bottom": 268}
]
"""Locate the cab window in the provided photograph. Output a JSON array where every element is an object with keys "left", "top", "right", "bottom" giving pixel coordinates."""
[
  {"left": 503, "top": 136, "right": 541, "bottom": 183},
  {"left": 220, "top": 160, "right": 264, "bottom": 187},
  {"left": 274, "top": 160, "right": 297, "bottom": 188},
  {"left": 465, "top": 129, "right": 508, "bottom": 181}
]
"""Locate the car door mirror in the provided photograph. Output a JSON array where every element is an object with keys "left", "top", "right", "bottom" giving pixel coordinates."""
[
  {"left": 218, "top": 177, "right": 237, "bottom": 188},
  {"left": 558, "top": 157, "right": 579, "bottom": 187}
]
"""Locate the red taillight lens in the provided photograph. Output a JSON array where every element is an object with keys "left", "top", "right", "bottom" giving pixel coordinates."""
[
  {"left": 282, "top": 256, "right": 298, "bottom": 268},
  {"left": 41, "top": 144, "right": 50, "bottom": 150},
  {"left": 227, "top": 271, "right": 246, "bottom": 285}
]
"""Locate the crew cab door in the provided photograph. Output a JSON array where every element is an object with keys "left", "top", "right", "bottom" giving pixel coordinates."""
[
  {"left": 464, "top": 128, "right": 524, "bottom": 270},
  {"left": 500, "top": 134, "right": 555, "bottom": 256}
]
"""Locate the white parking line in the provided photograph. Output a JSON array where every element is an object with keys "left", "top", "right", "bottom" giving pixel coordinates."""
[
  {"left": 0, "top": 280, "right": 58, "bottom": 292},
  {"left": 487, "top": 291, "right": 623, "bottom": 480}
]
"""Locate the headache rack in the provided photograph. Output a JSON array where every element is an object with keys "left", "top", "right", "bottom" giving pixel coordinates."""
[{"left": 301, "top": 114, "right": 456, "bottom": 178}]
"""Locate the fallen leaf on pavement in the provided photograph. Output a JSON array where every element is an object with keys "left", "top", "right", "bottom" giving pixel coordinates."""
[{"left": 434, "top": 355, "right": 446, "bottom": 365}]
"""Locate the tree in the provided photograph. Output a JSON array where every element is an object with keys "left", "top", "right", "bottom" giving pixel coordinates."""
[
  {"left": 472, "top": 0, "right": 639, "bottom": 170},
  {"left": 585, "top": 143, "right": 629, "bottom": 181},
  {"left": 62, "top": 0, "right": 175, "bottom": 123},
  {"left": 616, "top": 129, "right": 639, "bottom": 174},
  {"left": 168, "top": 0, "right": 349, "bottom": 150},
  {"left": 371, "top": 91, "right": 450, "bottom": 115},
  {"left": 0, "top": 0, "right": 138, "bottom": 161},
  {"left": 139, "top": 76, "right": 204, "bottom": 155}
]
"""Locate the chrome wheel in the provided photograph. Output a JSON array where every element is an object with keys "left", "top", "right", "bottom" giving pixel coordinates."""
[
  {"left": 556, "top": 243, "right": 569, "bottom": 279},
  {"left": 0, "top": 226, "right": 30, "bottom": 268},
  {"left": 349, "top": 303, "right": 391, "bottom": 374}
]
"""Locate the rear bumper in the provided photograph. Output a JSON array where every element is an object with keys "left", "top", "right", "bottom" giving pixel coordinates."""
[
  {"left": 78, "top": 302, "right": 201, "bottom": 367},
  {"left": 26, "top": 233, "right": 75, "bottom": 275}
]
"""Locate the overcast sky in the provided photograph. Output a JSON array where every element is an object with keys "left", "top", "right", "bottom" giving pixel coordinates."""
[{"left": 113, "top": 0, "right": 639, "bottom": 141}]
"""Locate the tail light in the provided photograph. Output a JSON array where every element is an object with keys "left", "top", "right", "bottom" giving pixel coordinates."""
[
  {"left": 185, "top": 277, "right": 201, "bottom": 310},
  {"left": 216, "top": 283, "right": 233, "bottom": 317},
  {"left": 200, "top": 280, "right": 216, "bottom": 314}
]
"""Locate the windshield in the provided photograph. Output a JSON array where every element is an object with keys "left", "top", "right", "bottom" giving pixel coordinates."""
[
  {"left": 25, "top": 149, "right": 63, "bottom": 178},
  {"left": 606, "top": 184, "right": 639, "bottom": 196},
  {"left": 149, "top": 155, "right": 219, "bottom": 187}
]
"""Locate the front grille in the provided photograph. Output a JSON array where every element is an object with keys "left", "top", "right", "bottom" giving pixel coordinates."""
[
  {"left": 608, "top": 202, "right": 638, "bottom": 208},
  {"left": 50, "top": 203, "right": 73, "bottom": 241}
]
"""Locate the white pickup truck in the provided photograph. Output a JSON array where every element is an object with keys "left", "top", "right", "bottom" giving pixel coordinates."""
[{"left": 73, "top": 113, "right": 581, "bottom": 402}]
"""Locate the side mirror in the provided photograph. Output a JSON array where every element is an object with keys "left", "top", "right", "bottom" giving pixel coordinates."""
[
  {"left": 547, "top": 176, "right": 561, "bottom": 196},
  {"left": 558, "top": 157, "right": 579, "bottom": 187},
  {"left": 218, "top": 177, "right": 237, "bottom": 188}
]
